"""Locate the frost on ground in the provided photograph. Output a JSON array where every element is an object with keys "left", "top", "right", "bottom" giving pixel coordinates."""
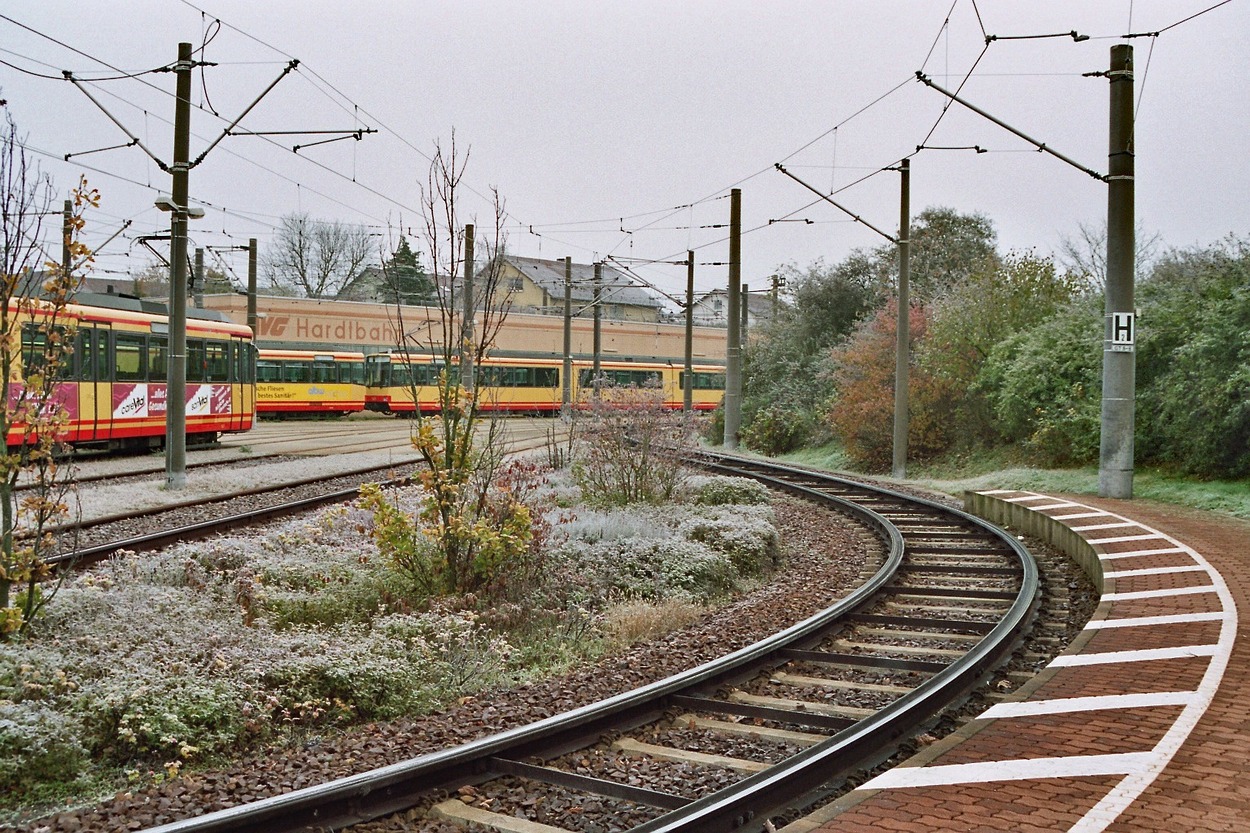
[{"left": 0, "top": 468, "right": 784, "bottom": 813}]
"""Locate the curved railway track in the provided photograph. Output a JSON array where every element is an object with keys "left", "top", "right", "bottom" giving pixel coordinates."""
[{"left": 134, "top": 451, "right": 1039, "bottom": 833}]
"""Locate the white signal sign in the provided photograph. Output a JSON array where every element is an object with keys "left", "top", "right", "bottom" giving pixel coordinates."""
[{"left": 1109, "top": 312, "right": 1135, "bottom": 353}]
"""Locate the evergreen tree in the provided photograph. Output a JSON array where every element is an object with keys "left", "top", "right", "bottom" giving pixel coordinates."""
[{"left": 381, "top": 236, "right": 436, "bottom": 305}]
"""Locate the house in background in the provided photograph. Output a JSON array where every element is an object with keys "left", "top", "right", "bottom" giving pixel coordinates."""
[
  {"left": 691, "top": 288, "right": 785, "bottom": 329},
  {"left": 495, "top": 255, "right": 664, "bottom": 323}
]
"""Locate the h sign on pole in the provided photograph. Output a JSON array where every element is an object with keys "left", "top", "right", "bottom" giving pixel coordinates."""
[{"left": 1109, "top": 312, "right": 1135, "bottom": 353}]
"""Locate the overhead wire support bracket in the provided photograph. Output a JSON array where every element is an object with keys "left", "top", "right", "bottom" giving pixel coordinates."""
[
  {"left": 63, "top": 138, "right": 140, "bottom": 161},
  {"left": 63, "top": 71, "right": 169, "bottom": 172},
  {"left": 914, "top": 71, "right": 1107, "bottom": 182},
  {"left": 191, "top": 58, "right": 300, "bottom": 167},
  {"left": 228, "top": 128, "right": 379, "bottom": 153},
  {"left": 75, "top": 218, "right": 132, "bottom": 273},
  {"left": 985, "top": 30, "right": 1089, "bottom": 43},
  {"left": 774, "top": 163, "right": 897, "bottom": 243}
]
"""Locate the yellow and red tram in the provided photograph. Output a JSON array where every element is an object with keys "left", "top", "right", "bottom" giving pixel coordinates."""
[
  {"left": 363, "top": 352, "right": 724, "bottom": 415},
  {"left": 256, "top": 348, "right": 366, "bottom": 418},
  {"left": 8, "top": 295, "right": 255, "bottom": 451}
]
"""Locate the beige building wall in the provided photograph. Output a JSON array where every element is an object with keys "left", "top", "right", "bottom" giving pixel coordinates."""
[{"left": 201, "top": 294, "right": 727, "bottom": 364}]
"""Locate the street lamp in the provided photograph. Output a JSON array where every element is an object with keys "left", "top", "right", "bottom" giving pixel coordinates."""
[
  {"left": 154, "top": 194, "right": 205, "bottom": 219},
  {"left": 154, "top": 194, "right": 204, "bottom": 489}
]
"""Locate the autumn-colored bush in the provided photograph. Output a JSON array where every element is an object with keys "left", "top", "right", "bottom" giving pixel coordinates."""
[{"left": 827, "top": 302, "right": 954, "bottom": 471}]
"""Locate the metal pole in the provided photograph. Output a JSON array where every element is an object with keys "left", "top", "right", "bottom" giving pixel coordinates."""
[
  {"left": 193, "top": 246, "right": 204, "bottom": 308},
  {"left": 62, "top": 199, "right": 72, "bottom": 280},
  {"left": 562, "top": 256, "right": 572, "bottom": 415},
  {"left": 1100, "top": 44, "right": 1135, "bottom": 499},
  {"left": 246, "top": 238, "right": 257, "bottom": 336},
  {"left": 892, "top": 158, "right": 911, "bottom": 479},
  {"left": 592, "top": 260, "right": 602, "bottom": 398},
  {"left": 684, "top": 251, "right": 694, "bottom": 413},
  {"left": 724, "top": 188, "right": 742, "bottom": 448},
  {"left": 461, "top": 224, "right": 475, "bottom": 394},
  {"left": 741, "top": 283, "right": 749, "bottom": 352},
  {"left": 165, "top": 42, "right": 192, "bottom": 490}
]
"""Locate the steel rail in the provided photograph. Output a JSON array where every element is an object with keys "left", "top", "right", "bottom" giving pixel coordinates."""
[
  {"left": 628, "top": 452, "right": 1039, "bottom": 831},
  {"left": 138, "top": 481, "right": 905, "bottom": 833},
  {"left": 137, "top": 453, "right": 1037, "bottom": 833}
]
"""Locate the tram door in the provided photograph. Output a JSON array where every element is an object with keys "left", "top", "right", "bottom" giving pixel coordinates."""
[{"left": 77, "top": 325, "right": 112, "bottom": 443}]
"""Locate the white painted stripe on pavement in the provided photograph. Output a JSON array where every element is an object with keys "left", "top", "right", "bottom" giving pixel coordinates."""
[
  {"left": 1071, "top": 521, "right": 1142, "bottom": 532},
  {"left": 979, "top": 691, "right": 1196, "bottom": 719},
  {"left": 977, "top": 489, "right": 1018, "bottom": 495},
  {"left": 1033, "top": 502, "right": 1080, "bottom": 510},
  {"left": 859, "top": 752, "right": 1155, "bottom": 790},
  {"left": 952, "top": 491, "right": 1239, "bottom": 833},
  {"left": 1097, "top": 546, "right": 1188, "bottom": 561},
  {"left": 1103, "top": 565, "right": 1206, "bottom": 579},
  {"left": 1005, "top": 494, "right": 1051, "bottom": 503},
  {"left": 1088, "top": 533, "right": 1167, "bottom": 545},
  {"left": 1052, "top": 511, "right": 1112, "bottom": 520},
  {"left": 1049, "top": 644, "right": 1217, "bottom": 666},
  {"left": 1103, "top": 585, "right": 1215, "bottom": 601},
  {"left": 1071, "top": 522, "right": 1237, "bottom": 831},
  {"left": 1086, "top": 612, "right": 1224, "bottom": 629}
]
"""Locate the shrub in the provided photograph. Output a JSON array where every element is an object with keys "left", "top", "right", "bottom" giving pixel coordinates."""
[
  {"left": 678, "top": 507, "right": 779, "bottom": 576},
  {"left": 556, "top": 537, "right": 736, "bottom": 604},
  {"left": 980, "top": 300, "right": 1102, "bottom": 466},
  {"left": 827, "top": 302, "right": 932, "bottom": 471},
  {"left": 572, "top": 384, "right": 695, "bottom": 506},
  {"left": 741, "top": 404, "right": 810, "bottom": 455},
  {"left": 687, "top": 475, "right": 771, "bottom": 506},
  {"left": 80, "top": 677, "right": 246, "bottom": 762},
  {"left": 0, "top": 702, "right": 88, "bottom": 793}
]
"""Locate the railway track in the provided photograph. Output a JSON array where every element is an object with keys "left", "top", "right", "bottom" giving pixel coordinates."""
[
  {"left": 135, "top": 451, "right": 1039, "bottom": 833},
  {"left": 50, "top": 423, "right": 556, "bottom": 568}
]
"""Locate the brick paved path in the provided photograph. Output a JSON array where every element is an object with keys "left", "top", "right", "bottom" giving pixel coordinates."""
[{"left": 789, "top": 493, "right": 1250, "bottom": 833}]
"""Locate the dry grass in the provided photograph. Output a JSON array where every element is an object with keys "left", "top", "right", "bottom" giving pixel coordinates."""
[{"left": 600, "top": 598, "right": 708, "bottom": 646}]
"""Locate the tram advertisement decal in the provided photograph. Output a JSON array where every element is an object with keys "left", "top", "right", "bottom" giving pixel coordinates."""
[
  {"left": 5, "top": 384, "right": 79, "bottom": 420},
  {"left": 112, "top": 384, "right": 231, "bottom": 419}
]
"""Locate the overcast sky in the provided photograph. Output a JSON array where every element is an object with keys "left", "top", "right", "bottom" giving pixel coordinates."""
[{"left": 2, "top": 1, "right": 1245, "bottom": 306}]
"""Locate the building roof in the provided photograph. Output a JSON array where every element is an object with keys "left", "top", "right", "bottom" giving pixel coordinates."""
[
  {"left": 505, "top": 255, "right": 663, "bottom": 309},
  {"left": 696, "top": 288, "right": 787, "bottom": 317}
]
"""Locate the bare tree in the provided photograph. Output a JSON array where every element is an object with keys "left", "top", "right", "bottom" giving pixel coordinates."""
[
  {"left": 263, "top": 212, "right": 375, "bottom": 298},
  {"left": 1059, "top": 219, "right": 1163, "bottom": 291},
  {"left": 0, "top": 110, "right": 85, "bottom": 637},
  {"left": 362, "top": 135, "right": 527, "bottom": 597}
]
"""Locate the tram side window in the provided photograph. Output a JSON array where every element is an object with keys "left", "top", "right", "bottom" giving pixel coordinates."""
[
  {"left": 284, "top": 362, "right": 311, "bottom": 383},
  {"left": 114, "top": 333, "right": 146, "bottom": 382},
  {"left": 74, "top": 329, "right": 92, "bottom": 381},
  {"left": 75, "top": 328, "right": 107, "bottom": 382},
  {"left": 343, "top": 361, "right": 365, "bottom": 385},
  {"left": 679, "top": 371, "right": 726, "bottom": 391},
  {"left": 204, "top": 341, "right": 229, "bottom": 382},
  {"left": 400, "top": 363, "right": 441, "bottom": 387},
  {"left": 579, "top": 368, "right": 660, "bottom": 388},
  {"left": 187, "top": 340, "right": 204, "bottom": 383},
  {"left": 243, "top": 345, "right": 256, "bottom": 383},
  {"left": 256, "top": 359, "right": 282, "bottom": 383},
  {"left": 312, "top": 361, "right": 336, "bottom": 384},
  {"left": 20, "top": 323, "right": 74, "bottom": 381},
  {"left": 534, "top": 367, "right": 558, "bottom": 388},
  {"left": 148, "top": 336, "right": 169, "bottom": 381}
]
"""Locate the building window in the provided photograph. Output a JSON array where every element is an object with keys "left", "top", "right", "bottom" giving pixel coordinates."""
[{"left": 508, "top": 277, "right": 524, "bottom": 291}]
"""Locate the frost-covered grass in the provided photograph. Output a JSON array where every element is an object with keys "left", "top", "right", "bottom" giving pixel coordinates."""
[{"left": 0, "top": 469, "right": 779, "bottom": 816}]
